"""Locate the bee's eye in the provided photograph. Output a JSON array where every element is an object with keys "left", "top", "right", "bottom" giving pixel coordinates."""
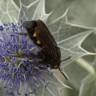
[{"left": 33, "top": 32, "right": 37, "bottom": 37}]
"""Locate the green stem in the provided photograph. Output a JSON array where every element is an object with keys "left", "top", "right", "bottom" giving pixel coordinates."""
[{"left": 76, "top": 58, "right": 95, "bottom": 75}]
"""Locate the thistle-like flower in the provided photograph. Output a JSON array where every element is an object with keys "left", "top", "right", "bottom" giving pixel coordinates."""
[
  {"left": 0, "top": 0, "right": 71, "bottom": 96},
  {"left": 0, "top": 23, "right": 55, "bottom": 96}
]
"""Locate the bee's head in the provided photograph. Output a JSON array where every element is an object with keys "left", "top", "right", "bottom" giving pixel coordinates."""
[{"left": 22, "top": 21, "right": 37, "bottom": 33}]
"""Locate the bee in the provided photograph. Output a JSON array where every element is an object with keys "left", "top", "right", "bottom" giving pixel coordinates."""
[{"left": 21, "top": 20, "right": 70, "bottom": 79}]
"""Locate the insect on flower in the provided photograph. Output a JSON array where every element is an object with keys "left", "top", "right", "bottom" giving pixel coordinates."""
[
  {"left": 0, "top": 20, "right": 71, "bottom": 96},
  {"left": 20, "top": 20, "right": 71, "bottom": 80}
]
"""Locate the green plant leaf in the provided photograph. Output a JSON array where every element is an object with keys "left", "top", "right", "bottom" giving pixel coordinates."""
[{"left": 67, "top": 0, "right": 96, "bottom": 28}]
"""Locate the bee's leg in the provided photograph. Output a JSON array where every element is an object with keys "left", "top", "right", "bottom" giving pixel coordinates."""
[
  {"left": 58, "top": 67, "right": 69, "bottom": 80},
  {"left": 12, "top": 52, "right": 39, "bottom": 59},
  {"left": 17, "top": 32, "right": 28, "bottom": 36},
  {"left": 61, "top": 56, "right": 71, "bottom": 63}
]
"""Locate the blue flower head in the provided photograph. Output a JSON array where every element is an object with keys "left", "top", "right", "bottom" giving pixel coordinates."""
[{"left": 0, "top": 23, "right": 53, "bottom": 96}]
